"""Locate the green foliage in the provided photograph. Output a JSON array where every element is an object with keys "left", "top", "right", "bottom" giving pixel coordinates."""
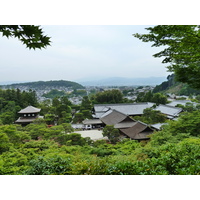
[
  {"left": 51, "top": 96, "right": 72, "bottom": 119},
  {"left": 43, "top": 89, "right": 66, "bottom": 98},
  {"left": 55, "top": 133, "right": 89, "bottom": 146},
  {"left": 0, "top": 88, "right": 38, "bottom": 124},
  {"left": 72, "top": 89, "right": 87, "bottom": 96},
  {"left": 179, "top": 84, "right": 200, "bottom": 96},
  {"left": 1, "top": 108, "right": 200, "bottom": 174},
  {"left": 44, "top": 114, "right": 56, "bottom": 125},
  {"left": 24, "top": 123, "right": 49, "bottom": 140},
  {"left": 91, "top": 89, "right": 124, "bottom": 104},
  {"left": 0, "top": 132, "right": 12, "bottom": 154},
  {"left": 133, "top": 25, "right": 200, "bottom": 89},
  {"left": 176, "top": 102, "right": 200, "bottom": 112},
  {"left": 102, "top": 125, "right": 120, "bottom": 144},
  {"left": 25, "top": 155, "right": 72, "bottom": 175},
  {"left": 133, "top": 108, "right": 166, "bottom": 124},
  {"left": 0, "top": 150, "right": 29, "bottom": 174},
  {"left": 8, "top": 80, "right": 84, "bottom": 90},
  {"left": 148, "top": 111, "right": 200, "bottom": 146},
  {"left": 136, "top": 91, "right": 167, "bottom": 105},
  {"left": 0, "top": 25, "right": 51, "bottom": 49},
  {"left": 61, "top": 123, "right": 74, "bottom": 133},
  {"left": 72, "top": 112, "right": 84, "bottom": 123},
  {"left": 0, "top": 125, "right": 31, "bottom": 148},
  {"left": 22, "top": 140, "right": 58, "bottom": 152},
  {"left": 151, "top": 93, "right": 168, "bottom": 105},
  {"left": 80, "top": 96, "right": 92, "bottom": 110}
]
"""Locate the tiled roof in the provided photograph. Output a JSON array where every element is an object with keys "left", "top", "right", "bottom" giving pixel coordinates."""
[
  {"left": 18, "top": 106, "right": 41, "bottom": 114},
  {"left": 15, "top": 117, "right": 37, "bottom": 123},
  {"left": 151, "top": 123, "right": 167, "bottom": 130},
  {"left": 155, "top": 104, "right": 182, "bottom": 117},
  {"left": 93, "top": 102, "right": 154, "bottom": 117},
  {"left": 82, "top": 119, "right": 103, "bottom": 125},
  {"left": 120, "top": 121, "right": 153, "bottom": 139},
  {"left": 100, "top": 109, "right": 128, "bottom": 125},
  {"left": 114, "top": 121, "right": 137, "bottom": 129}
]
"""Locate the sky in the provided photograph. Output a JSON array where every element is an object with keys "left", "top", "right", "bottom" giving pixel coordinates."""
[{"left": 0, "top": 25, "right": 171, "bottom": 84}]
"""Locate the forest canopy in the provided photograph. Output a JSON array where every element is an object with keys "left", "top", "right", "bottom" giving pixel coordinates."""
[{"left": 133, "top": 25, "right": 200, "bottom": 89}]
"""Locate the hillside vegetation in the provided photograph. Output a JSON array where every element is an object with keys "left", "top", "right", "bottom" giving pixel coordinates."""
[
  {"left": 2, "top": 80, "right": 84, "bottom": 90},
  {"left": 153, "top": 74, "right": 200, "bottom": 95}
]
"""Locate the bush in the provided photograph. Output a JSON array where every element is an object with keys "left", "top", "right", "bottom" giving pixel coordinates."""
[{"left": 25, "top": 155, "right": 72, "bottom": 175}]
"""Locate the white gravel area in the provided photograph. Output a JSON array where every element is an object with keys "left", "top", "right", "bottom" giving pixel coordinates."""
[{"left": 74, "top": 129, "right": 107, "bottom": 140}]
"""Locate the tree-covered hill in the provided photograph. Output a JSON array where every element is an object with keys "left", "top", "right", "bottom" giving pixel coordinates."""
[
  {"left": 2, "top": 80, "right": 84, "bottom": 90},
  {"left": 153, "top": 74, "right": 200, "bottom": 96}
]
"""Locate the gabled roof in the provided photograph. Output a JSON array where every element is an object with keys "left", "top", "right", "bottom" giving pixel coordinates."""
[
  {"left": 151, "top": 123, "right": 167, "bottom": 130},
  {"left": 120, "top": 121, "right": 153, "bottom": 140},
  {"left": 82, "top": 119, "right": 103, "bottom": 125},
  {"left": 100, "top": 109, "right": 128, "bottom": 125},
  {"left": 18, "top": 106, "right": 41, "bottom": 114},
  {"left": 114, "top": 121, "right": 137, "bottom": 129},
  {"left": 93, "top": 102, "right": 155, "bottom": 118},
  {"left": 155, "top": 104, "right": 182, "bottom": 118}
]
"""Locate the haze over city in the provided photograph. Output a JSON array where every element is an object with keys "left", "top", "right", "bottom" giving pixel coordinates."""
[{"left": 0, "top": 25, "right": 170, "bottom": 84}]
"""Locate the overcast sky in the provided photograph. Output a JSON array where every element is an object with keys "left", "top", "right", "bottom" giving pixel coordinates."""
[{"left": 0, "top": 25, "right": 170, "bottom": 83}]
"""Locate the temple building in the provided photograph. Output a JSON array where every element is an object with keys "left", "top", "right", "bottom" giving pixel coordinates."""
[{"left": 15, "top": 105, "right": 43, "bottom": 126}]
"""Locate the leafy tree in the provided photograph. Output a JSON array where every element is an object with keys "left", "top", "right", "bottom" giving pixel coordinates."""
[
  {"left": 61, "top": 123, "right": 74, "bottom": 134},
  {"left": 24, "top": 123, "right": 49, "bottom": 140},
  {"left": 0, "top": 132, "right": 12, "bottom": 154},
  {"left": 43, "top": 89, "right": 66, "bottom": 99},
  {"left": 25, "top": 155, "right": 72, "bottom": 175},
  {"left": 151, "top": 93, "right": 168, "bottom": 105},
  {"left": 136, "top": 92, "right": 167, "bottom": 105},
  {"left": 176, "top": 102, "right": 200, "bottom": 112},
  {"left": 73, "top": 112, "right": 84, "bottom": 123},
  {"left": 102, "top": 125, "right": 120, "bottom": 144},
  {"left": 0, "top": 25, "right": 51, "bottom": 49},
  {"left": 58, "top": 111, "right": 72, "bottom": 124},
  {"left": 0, "top": 150, "right": 29, "bottom": 174},
  {"left": 133, "top": 25, "right": 200, "bottom": 89},
  {"left": 55, "top": 133, "right": 88, "bottom": 146},
  {"left": 133, "top": 108, "right": 166, "bottom": 124},
  {"left": 0, "top": 111, "right": 15, "bottom": 124},
  {"left": 44, "top": 114, "right": 56, "bottom": 125},
  {"left": 0, "top": 125, "right": 30, "bottom": 147},
  {"left": 80, "top": 96, "right": 93, "bottom": 110},
  {"left": 92, "top": 89, "right": 124, "bottom": 104}
]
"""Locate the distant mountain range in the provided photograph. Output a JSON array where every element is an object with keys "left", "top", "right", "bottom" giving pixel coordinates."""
[{"left": 78, "top": 77, "right": 167, "bottom": 86}]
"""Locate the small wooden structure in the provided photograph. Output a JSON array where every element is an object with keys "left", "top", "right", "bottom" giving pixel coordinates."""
[{"left": 15, "top": 105, "right": 43, "bottom": 126}]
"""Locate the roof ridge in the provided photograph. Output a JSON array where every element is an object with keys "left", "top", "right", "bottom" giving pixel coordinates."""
[
  {"left": 94, "top": 102, "right": 152, "bottom": 107},
  {"left": 156, "top": 104, "right": 183, "bottom": 109}
]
